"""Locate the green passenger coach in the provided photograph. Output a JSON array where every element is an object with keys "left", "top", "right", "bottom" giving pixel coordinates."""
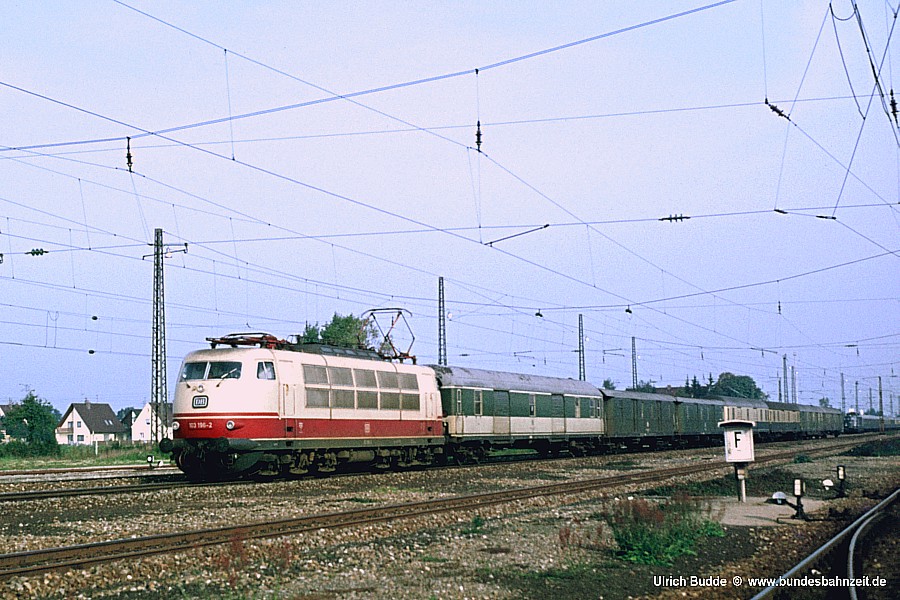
[{"left": 431, "top": 365, "right": 604, "bottom": 459}]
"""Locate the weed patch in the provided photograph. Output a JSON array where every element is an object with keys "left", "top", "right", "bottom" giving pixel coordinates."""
[
  {"left": 604, "top": 493, "right": 723, "bottom": 566},
  {"left": 842, "top": 438, "right": 900, "bottom": 457}
]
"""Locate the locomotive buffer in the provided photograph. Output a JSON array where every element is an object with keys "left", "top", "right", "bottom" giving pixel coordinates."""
[{"left": 718, "top": 419, "right": 755, "bottom": 503}]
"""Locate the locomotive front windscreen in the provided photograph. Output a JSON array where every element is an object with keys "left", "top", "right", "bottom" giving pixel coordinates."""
[{"left": 180, "top": 361, "right": 243, "bottom": 381}]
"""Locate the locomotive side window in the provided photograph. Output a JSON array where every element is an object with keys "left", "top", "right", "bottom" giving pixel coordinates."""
[
  {"left": 180, "top": 362, "right": 208, "bottom": 381},
  {"left": 399, "top": 373, "right": 418, "bottom": 390},
  {"left": 400, "top": 393, "right": 420, "bottom": 410},
  {"left": 256, "top": 361, "right": 276, "bottom": 380},
  {"left": 377, "top": 371, "right": 399, "bottom": 390},
  {"left": 306, "top": 388, "right": 329, "bottom": 408},
  {"left": 208, "top": 361, "right": 242, "bottom": 380},
  {"left": 355, "top": 369, "right": 379, "bottom": 409},
  {"left": 357, "top": 390, "right": 378, "bottom": 409},
  {"left": 303, "top": 365, "right": 328, "bottom": 385},
  {"left": 332, "top": 389, "right": 355, "bottom": 408},
  {"left": 354, "top": 369, "right": 377, "bottom": 388},
  {"left": 328, "top": 367, "right": 353, "bottom": 387},
  {"left": 381, "top": 392, "right": 400, "bottom": 409}
]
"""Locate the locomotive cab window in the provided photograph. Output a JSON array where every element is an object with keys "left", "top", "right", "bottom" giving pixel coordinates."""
[
  {"left": 208, "top": 361, "right": 242, "bottom": 380},
  {"left": 256, "top": 361, "right": 276, "bottom": 380},
  {"left": 180, "top": 361, "right": 242, "bottom": 381}
]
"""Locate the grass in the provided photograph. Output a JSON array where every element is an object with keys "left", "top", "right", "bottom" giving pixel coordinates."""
[
  {"left": 645, "top": 467, "right": 805, "bottom": 498},
  {"left": 0, "top": 444, "right": 161, "bottom": 470},
  {"left": 462, "top": 515, "right": 486, "bottom": 535},
  {"left": 841, "top": 437, "right": 900, "bottom": 457}
]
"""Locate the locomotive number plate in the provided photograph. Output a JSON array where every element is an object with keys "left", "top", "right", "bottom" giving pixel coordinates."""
[{"left": 192, "top": 396, "right": 209, "bottom": 409}]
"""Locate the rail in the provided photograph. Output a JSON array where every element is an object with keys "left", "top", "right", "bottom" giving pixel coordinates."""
[
  {"left": 749, "top": 486, "right": 900, "bottom": 600},
  {"left": 0, "top": 438, "right": 871, "bottom": 580}
]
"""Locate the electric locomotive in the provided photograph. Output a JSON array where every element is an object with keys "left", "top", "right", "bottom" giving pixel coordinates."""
[{"left": 162, "top": 333, "right": 444, "bottom": 478}]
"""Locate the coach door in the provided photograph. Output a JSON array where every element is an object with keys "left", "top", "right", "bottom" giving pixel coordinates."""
[
  {"left": 551, "top": 394, "right": 565, "bottom": 434},
  {"left": 494, "top": 390, "right": 510, "bottom": 436}
]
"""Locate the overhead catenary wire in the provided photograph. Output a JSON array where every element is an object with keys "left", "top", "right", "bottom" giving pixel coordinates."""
[{"left": 2, "top": 2, "right": 895, "bottom": 404}]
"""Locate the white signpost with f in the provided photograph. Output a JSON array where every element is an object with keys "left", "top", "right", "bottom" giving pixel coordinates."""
[{"left": 718, "top": 419, "right": 755, "bottom": 502}]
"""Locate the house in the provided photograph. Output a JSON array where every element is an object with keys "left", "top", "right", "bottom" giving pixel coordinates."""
[
  {"left": 0, "top": 404, "right": 16, "bottom": 441},
  {"left": 55, "top": 401, "right": 127, "bottom": 445},
  {"left": 130, "top": 402, "right": 174, "bottom": 444},
  {"left": 119, "top": 407, "right": 141, "bottom": 439}
]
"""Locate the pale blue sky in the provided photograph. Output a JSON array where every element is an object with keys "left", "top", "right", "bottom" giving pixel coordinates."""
[{"left": 1, "top": 1, "right": 898, "bottom": 413}]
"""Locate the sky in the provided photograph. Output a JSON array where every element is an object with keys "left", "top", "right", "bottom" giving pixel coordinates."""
[{"left": 1, "top": 0, "right": 898, "bottom": 415}]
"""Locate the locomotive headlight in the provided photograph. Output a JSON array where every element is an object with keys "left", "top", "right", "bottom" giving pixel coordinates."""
[
  {"left": 197, "top": 384, "right": 205, "bottom": 393},
  {"left": 226, "top": 420, "right": 235, "bottom": 430},
  {"left": 172, "top": 420, "right": 180, "bottom": 431}
]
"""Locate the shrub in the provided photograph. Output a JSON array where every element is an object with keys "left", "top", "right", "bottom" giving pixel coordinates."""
[{"left": 604, "top": 493, "right": 722, "bottom": 566}]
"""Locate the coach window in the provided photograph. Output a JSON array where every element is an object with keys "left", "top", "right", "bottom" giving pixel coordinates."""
[
  {"left": 529, "top": 394, "right": 536, "bottom": 417},
  {"left": 474, "top": 390, "right": 483, "bottom": 416},
  {"left": 257, "top": 362, "right": 276, "bottom": 380},
  {"left": 455, "top": 389, "right": 462, "bottom": 414},
  {"left": 574, "top": 397, "right": 581, "bottom": 418}
]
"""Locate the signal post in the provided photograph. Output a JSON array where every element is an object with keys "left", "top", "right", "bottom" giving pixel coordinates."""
[{"left": 718, "top": 419, "right": 755, "bottom": 503}]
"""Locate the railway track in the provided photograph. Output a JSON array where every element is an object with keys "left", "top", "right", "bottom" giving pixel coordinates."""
[
  {"left": 0, "top": 436, "right": 872, "bottom": 581},
  {"left": 750, "top": 485, "right": 900, "bottom": 600},
  {"left": 0, "top": 464, "right": 175, "bottom": 478},
  {"left": 0, "top": 434, "right": 882, "bottom": 505},
  {"left": 0, "top": 477, "right": 247, "bottom": 503}
]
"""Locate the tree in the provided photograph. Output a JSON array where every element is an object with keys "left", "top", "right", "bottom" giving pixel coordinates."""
[
  {"left": 116, "top": 407, "right": 138, "bottom": 422},
  {"left": 601, "top": 378, "right": 616, "bottom": 390},
  {"left": 818, "top": 397, "right": 831, "bottom": 408},
  {"left": 707, "top": 372, "right": 767, "bottom": 399},
  {"left": 0, "top": 391, "right": 60, "bottom": 455},
  {"left": 299, "top": 322, "right": 322, "bottom": 344},
  {"left": 301, "top": 313, "right": 379, "bottom": 349},
  {"left": 689, "top": 375, "right": 708, "bottom": 398},
  {"left": 629, "top": 379, "right": 656, "bottom": 393}
]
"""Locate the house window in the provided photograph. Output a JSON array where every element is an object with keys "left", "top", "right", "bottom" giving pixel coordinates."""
[
  {"left": 77, "top": 435, "right": 84, "bottom": 442},
  {"left": 76, "top": 421, "right": 82, "bottom": 428}
]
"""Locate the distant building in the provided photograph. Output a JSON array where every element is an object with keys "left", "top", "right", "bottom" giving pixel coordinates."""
[
  {"left": 119, "top": 408, "right": 142, "bottom": 440},
  {"left": 0, "top": 404, "right": 16, "bottom": 442},
  {"left": 55, "top": 401, "right": 127, "bottom": 445},
  {"left": 130, "top": 402, "right": 174, "bottom": 444}
]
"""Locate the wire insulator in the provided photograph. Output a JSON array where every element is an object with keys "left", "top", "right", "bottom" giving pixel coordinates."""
[
  {"left": 891, "top": 89, "right": 898, "bottom": 126},
  {"left": 475, "top": 120, "right": 482, "bottom": 153},
  {"left": 765, "top": 99, "right": 790, "bottom": 121},
  {"left": 126, "top": 137, "right": 133, "bottom": 172}
]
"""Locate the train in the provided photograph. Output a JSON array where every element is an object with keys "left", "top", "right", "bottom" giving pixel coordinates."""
[
  {"left": 843, "top": 410, "right": 900, "bottom": 434},
  {"left": 159, "top": 333, "right": 895, "bottom": 479}
]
